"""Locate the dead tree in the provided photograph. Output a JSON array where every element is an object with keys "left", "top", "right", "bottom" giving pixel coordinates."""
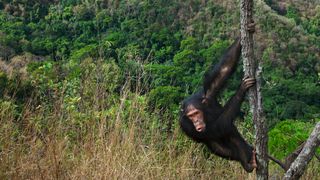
[
  {"left": 283, "top": 122, "right": 320, "bottom": 180},
  {"left": 240, "top": 0, "right": 269, "bottom": 179}
]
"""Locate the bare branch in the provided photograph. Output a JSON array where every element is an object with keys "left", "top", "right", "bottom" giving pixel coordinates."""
[
  {"left": 268, "top": 155, "right": 286, "bottom": 170},
  {"left": 283, "top": 142, "right": 305, "bottom": 170},
  {"left": 283, "top": 122, "right": 320, "bottom": 180}
]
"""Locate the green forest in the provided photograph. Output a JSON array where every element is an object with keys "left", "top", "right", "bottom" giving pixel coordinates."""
[{"left": 0, "top": 0, "right": 319, "bottom": 179}]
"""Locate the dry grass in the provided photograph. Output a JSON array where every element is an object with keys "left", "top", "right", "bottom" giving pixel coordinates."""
[
  {"left": 0, "top": 71, "right": 319, "bottom": 180},
  {"left": 0, "top": 98, "right": 253, "bottom": 179}
]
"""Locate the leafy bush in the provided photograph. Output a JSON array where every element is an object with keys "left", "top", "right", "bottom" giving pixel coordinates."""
[
  {"left": 148, "top": 86, "right": 183, "bottom": 111},
  {"left": 268, "top": 120, "right": 317, "bottom": 159}
]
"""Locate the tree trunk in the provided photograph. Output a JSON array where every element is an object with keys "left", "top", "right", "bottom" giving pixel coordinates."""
[
  {"left": 240, "top": 0, "right": 269, "bottom": 179},
  {"left": 283, "top": 122, "right": 320, "bottom": 180}
]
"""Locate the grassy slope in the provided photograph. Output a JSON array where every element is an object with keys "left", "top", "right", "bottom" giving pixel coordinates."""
[
  {"left": 1, "top": 75, "right": 319, "bottom": 179},
  {"left": 0, "top": 0, "right": 319, "bottom": 179}
]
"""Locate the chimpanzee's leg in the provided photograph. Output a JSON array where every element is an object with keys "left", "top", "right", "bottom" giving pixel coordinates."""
[
  {"left": 206, "top": 128, "right": 257, "bottom": 173},
  {"left": 206, "top": 141, "right": 234, "bottom": 159},
  {"left": 229, "top": 133, "right": 256, "bottom": 172}
]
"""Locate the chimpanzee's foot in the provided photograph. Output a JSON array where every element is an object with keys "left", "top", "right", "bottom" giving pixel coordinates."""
[
  {"left": 244, "top": 150, "right": 257, "bottom": 172},
  {"left": 250, "top": 150, "right": 257, "bottom": 169}
]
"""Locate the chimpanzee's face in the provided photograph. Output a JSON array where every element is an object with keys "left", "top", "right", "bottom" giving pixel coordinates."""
[{"left": 186, "top": 104, "right": 206, "bottom": 132}]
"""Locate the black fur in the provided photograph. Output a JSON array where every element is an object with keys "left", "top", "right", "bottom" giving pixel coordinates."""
[{"left": 179, "top": 38, "right": 255, "bottom": 172}]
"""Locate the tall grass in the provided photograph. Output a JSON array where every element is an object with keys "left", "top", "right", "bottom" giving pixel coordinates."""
[{"left": 0, "top": 60, "right": 319, "bottom": 179}]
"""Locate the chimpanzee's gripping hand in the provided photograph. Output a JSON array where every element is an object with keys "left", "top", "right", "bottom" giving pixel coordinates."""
[
  {"left": 240, "top": 77, "right": 256, "bottom": 92},
  {"left": 247, "top": 22, "right": 255, "bottom": 33}
]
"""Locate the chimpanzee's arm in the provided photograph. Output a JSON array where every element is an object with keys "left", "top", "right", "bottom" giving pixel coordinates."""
[
  {"left": 211, "top": 77, "right": 255, "bottom": 132},
  {"left": 214, "top": 87, "right": 245, "bottom": 131},
  {"left": 203, "top": 38, "right": 241, "bottom": 101}
]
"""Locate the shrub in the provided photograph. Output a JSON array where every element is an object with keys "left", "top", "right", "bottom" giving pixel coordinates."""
[{"left": 268, "top": 119, "right": 317, "bottom": 159}]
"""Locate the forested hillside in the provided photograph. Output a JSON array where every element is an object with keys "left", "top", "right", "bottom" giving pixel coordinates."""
[{"left": 0, "top": 0, "right": 319, "bottom": 179}]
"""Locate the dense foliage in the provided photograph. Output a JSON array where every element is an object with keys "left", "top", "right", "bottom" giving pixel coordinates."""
[{"left": 0, "top": 0, "right": 319, "bottom": 178}]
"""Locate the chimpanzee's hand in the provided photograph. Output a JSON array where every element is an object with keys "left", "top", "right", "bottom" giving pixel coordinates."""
[
  {"left": 241, "top": 77, "right": 256, "bottom": 91},
  {"left": 247, "top": 22, "right": 255, "bottom": 33}
]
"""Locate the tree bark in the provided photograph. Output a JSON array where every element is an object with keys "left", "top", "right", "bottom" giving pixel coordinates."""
[
  {"left": 240, "top": 0, "right": 269, "bottom": 179},
  {"left": 283, "top": 122, "right": 320, "bottom": 180}
]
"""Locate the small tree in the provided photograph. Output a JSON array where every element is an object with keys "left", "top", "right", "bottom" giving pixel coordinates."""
[{"left": 240, "top": 0, "right": 268, "bottom": 179}]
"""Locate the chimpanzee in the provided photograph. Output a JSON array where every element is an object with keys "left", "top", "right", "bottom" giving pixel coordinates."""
[{"left": 179, "top": 27, "right": 257, "bottom": 172}]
